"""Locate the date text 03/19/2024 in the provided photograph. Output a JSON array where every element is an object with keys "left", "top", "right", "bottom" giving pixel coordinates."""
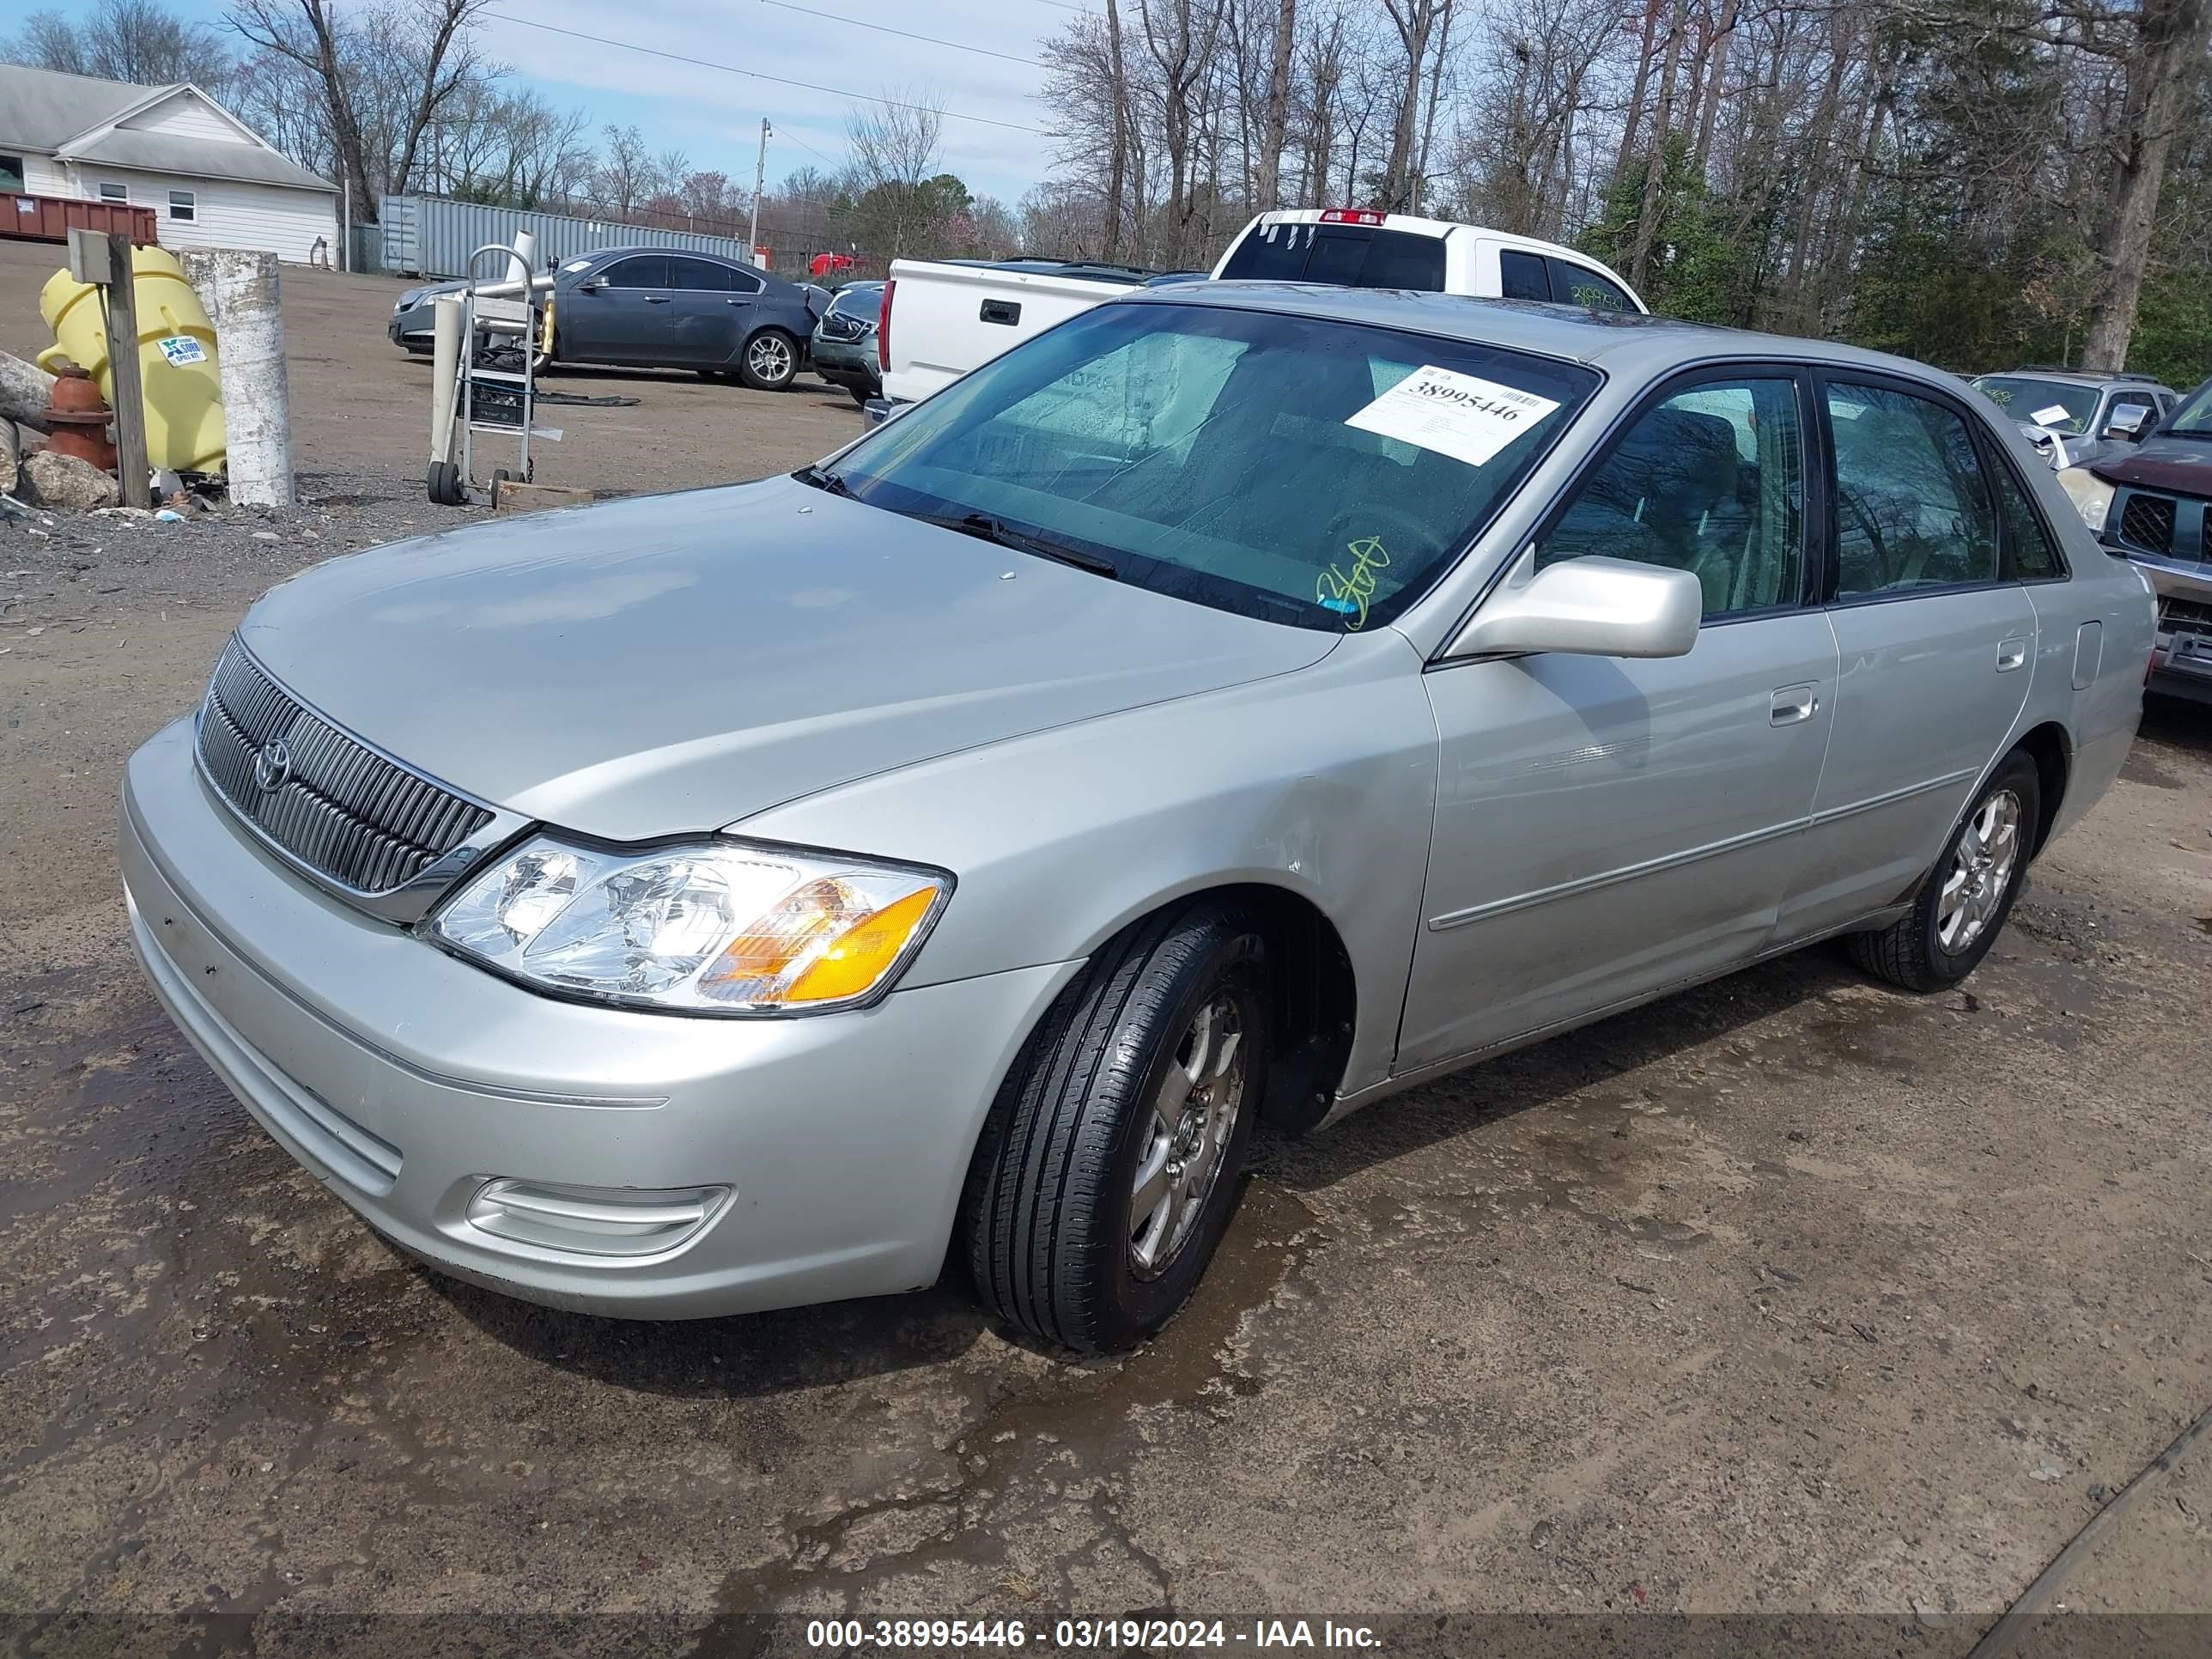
[{"left": 803, "top": 1619, "right": 1384, "bottom": 1650}]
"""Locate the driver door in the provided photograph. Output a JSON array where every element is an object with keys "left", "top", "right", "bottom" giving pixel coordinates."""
[
  {"left": 566, "top": 254, "right": 671, "bottom": 366},
  {"left": 1399, "top": 368, "right": 1839, "bottom": 1070}
]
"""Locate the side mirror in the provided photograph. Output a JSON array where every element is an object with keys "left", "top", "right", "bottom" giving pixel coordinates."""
[
  {"left": 578, "top": 276, "right": 608, "bottom": 293},
  {"left": 1446, "top": 549, "right": 1701, "bottom": 660},
  {"left": 2102, "top": 402, "right": 2153, "bottom": 442}
]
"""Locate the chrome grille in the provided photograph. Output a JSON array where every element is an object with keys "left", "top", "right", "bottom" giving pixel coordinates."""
[
  {"left": 195, "top": 640, "right": 495, "bottom": 897},
  {"left": 2118, "top": 492, "right": 2176, "bottom": 556}
]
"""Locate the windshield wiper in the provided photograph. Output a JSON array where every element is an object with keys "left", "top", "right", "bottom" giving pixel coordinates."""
[
  {"left": 919, "top": 512, "right": 1120, "bottom": 580},
  {"left": 793, "top": 464, "right": 853, "bottom": 495}
]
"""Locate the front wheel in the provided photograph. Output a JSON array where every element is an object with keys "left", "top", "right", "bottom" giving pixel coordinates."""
[
  {"left": 737, "top": 329, "right": 799, "bottom": 391},
  {"left": 1848, "top": 751, "right": 2039, "bottom": 992},
  {"left": 962, "top": 902, "right": 1270, "bottom": 1352}
]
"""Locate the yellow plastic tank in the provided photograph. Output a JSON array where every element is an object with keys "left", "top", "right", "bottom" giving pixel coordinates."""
[{"left": 38, "top": 246, "right": 227, "bottom": 474}]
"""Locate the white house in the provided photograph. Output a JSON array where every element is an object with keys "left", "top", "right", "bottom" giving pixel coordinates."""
[{"left": 0, "top": 64, "right": 339, "bottom": 265}]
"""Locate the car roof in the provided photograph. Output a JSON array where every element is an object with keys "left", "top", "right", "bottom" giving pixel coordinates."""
[
  {"left": 586, "top": 245, "right": 756, "bottom": 267},
  {"left": 1124, "top": 282, "right": 1970, "bottom": 386},
  {"left": 1973, "top": 368, "right": 2172, "bottom": 392}
]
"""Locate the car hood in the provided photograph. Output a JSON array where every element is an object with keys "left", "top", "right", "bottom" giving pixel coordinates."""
[
  {"left": 2090, "top": 437, "right": 2212, "bottom": 496},
  {"left": 238, "top": 477, "right": 1337, "bottom": 841}
]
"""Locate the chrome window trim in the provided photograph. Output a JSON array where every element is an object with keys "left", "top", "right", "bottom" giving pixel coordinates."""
[{"left": 191, "top": 637, "right": 532, "bottom": 927}]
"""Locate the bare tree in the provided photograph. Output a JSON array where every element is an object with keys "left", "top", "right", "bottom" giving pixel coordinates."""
[
  {"left": 2081, "top": 0, "right": 2212, "bottom": 367},
  {"left": 225, "top": 0, "right": 492, "bottom": 219}
]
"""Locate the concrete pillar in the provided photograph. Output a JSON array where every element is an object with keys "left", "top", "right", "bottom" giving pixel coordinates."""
[{"left": 179, "top": 248, "right": 295, "bottom": 507}]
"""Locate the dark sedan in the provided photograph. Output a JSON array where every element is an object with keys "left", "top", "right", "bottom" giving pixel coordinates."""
[{"left": 388, "top": 246, "right": 827, "bottom": 390}]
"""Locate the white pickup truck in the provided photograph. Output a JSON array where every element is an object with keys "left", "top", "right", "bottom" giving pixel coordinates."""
[{"left": 875, "top": 210, "right": 1644, "bottom": 410}]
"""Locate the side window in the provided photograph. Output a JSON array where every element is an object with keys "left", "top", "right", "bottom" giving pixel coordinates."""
[
  {"left": 1498, "top": 250, "right": 1549, "bottom": 302},
  {"left": 1, "top": 155, "right": 27, "bottom": 193},
  {"left": 599, "top": 255, "right": 668, "bottom": 289},
  {"left": 728, "top": 265, "right": 764, "bottom": 295},
  {"left": 667, "top": 257, "right": 730, "bottom": 291},
  {"left": 1539, "top": 376, "right": 1806, "bottom": 618},
  {"left": 1828, "top": 382, "right": 1998, "bottom": 597},
  {"left": 1991, "top": 461, "right": 2067, "bottom": 580},
  {"left": 99, "top": 181, "right": 129, "bottom": 203},
  {"left": 1549, "top": 260, "right": 1635, "bottom": 313},
  {"left": 167, "top": 189, "right": 195, "bottom": 222}
]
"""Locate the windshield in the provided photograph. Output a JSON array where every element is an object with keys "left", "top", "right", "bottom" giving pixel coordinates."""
[
  {"left": 2168, "top": 381, "right": 2212, "bottom": 435},
  {"left": 1972, "top": 377, "right": 2096, "bottom": 434},
  {"left": 825, "top": 301, "right": 1598, "bottom": 631}
]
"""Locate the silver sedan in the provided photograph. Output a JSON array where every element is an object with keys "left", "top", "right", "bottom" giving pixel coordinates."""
[{"left": 123, "top": 286, "right": 2153, "bottom": 1352}]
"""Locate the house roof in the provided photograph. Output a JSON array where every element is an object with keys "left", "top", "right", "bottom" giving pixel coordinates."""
[
  {"left": 0, "top": 63, "right": 148, "bottom": 151},
  {"left": 0, "top": 63, "right": 335, "bottom": 193},
  {"left": 62, "top": 129, "right": 336, "bottom": 193}
]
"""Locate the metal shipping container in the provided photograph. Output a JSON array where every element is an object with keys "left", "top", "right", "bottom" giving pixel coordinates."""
[{"left": 379, "top": 195, "right": 758, "bottom": 279}]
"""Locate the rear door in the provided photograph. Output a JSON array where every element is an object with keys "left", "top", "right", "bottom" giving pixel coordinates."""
[
  {"left": 1775, "top": 374, "right": 2039, "bottom": 939},
  {"left": 568, "top": 254, "right": 671, "bottom": 365},
  {"left": 666, "top": 256, "right": 741, "bottom": 368}
]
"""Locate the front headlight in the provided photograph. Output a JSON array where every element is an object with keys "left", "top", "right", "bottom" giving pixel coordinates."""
[
  {"left": 2056, "top": 465, "right": 2115, "bottom": 532},
  {"left": 429, "top": 836, "right": 951, "bottom": 1015}
]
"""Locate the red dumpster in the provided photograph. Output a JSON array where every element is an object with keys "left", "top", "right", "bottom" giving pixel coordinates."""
[{"left": 0, "top": 191, "right": 160, "bottom": 246}]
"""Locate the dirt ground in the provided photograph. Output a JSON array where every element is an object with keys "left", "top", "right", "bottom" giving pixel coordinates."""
[
  {"left": 3, "top": 234, "right": 2210, "bottom": 1651},
  {"left": 0, "top": 238, "right": 868, "bottom": 501}
]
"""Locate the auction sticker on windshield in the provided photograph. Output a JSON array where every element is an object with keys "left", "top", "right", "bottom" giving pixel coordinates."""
[
  {"left": 1345, "top": 364, "right": 1560, "bottom": 468},
  {"left": 2031, "top": 404, "right": 2073, "bottom": 426}
]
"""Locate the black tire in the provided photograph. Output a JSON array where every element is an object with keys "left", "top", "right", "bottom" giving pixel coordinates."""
[
  {"left": 1848, "top": 750, "right": 2040, "bottom": 992},
  {"left": 426, "top": 459, "right": 460, "bottom": 506},
  {"left": 737, "top": 329, "right": 799, "bottom": 391},
  {"left": 848, "top": 385, "right": 871, "bottom": 408},
  {"left": 490, "top": 467, "right": 514, "bottom": 505},
  {"left": 962, "top": 902, "right": 1270, "bottom": 1353}
]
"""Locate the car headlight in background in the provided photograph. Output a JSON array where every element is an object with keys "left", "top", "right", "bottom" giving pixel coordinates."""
[
  {"left": 2056, "top": 465, "right": 2115, "bottom": 533},
  {"left": 430, "top": 836, "right": 951, "bottom": 1015}
]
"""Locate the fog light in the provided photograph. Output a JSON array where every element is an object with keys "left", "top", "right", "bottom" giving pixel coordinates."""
[{"left": 465, "top": 1178, "right": 732, "bottom": 1258}]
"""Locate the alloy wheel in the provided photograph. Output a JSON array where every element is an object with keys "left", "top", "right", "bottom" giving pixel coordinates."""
[
  {"left": 748, "top": 334, "right": 792, "bottom": 382},
  {"left": 1937, "top": 788, "right": 2022, "bottom": 952},
  {"left": 1128, "top": 992, "right": 1247, "bottom": 1279}
]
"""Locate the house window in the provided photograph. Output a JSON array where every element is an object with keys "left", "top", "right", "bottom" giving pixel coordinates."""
[
  {"left": 0, "top": 155, "right": 25, "bottom": 195},
  {"left": 100, "top": 181, "right": 129, "bottom": 203},
  {"left": 167, "top": 189, "right": 196, "bottom": 222}
]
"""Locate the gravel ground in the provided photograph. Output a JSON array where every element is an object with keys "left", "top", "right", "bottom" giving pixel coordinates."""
[{"left": 3, "top": 234, "right": 2210, "bottom": 1652}]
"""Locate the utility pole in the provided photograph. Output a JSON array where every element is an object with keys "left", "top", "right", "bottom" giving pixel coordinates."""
[{"left": 748, "top": 118, "right": 772, "bottom": 267}]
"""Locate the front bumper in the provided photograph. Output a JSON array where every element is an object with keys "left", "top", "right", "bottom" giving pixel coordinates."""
[
  {"left": 809, "top": 332, "right": 878, "bottom": 390},
  {"left": 120, "top": 719, "right": 1076, "bottom": 1318}
]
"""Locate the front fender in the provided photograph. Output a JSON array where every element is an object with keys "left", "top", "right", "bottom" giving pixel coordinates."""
[{"left": 732, "top": 630, "right": 1439, "bottom": 1097}]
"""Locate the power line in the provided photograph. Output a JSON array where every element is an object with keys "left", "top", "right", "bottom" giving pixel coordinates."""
[
  {"left": 481, "top": 13, "right": 1053, "bottom": 135},
  {"left": 759, "top": 0, "right": 1047, "bottom": 69}
]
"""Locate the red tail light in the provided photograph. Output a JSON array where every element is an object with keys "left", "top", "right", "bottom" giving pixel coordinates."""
[
  {"left": 878, "top": 278, "right": 894, "bottom": 374},
  {"left": 1319, "top": 208, "right": 1386, "bottom": 225}
]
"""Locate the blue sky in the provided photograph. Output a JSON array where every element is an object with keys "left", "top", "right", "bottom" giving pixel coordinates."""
[{"left": 171, "top": 0, "right": 1076, "bottom": 204}]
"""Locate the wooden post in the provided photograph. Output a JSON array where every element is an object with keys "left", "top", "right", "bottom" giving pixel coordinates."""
[{"left": 101, "top": 230, "right": 150, "bottom": 508}]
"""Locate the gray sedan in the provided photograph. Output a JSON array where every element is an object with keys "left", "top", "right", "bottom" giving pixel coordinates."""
[{"left": 125, "top": 287, "right": 2152, "bottom": 1352}]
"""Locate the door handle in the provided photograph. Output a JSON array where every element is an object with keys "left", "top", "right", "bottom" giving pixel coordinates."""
[
  {"left": 724, "top": 297, "right": 750, "bottom": 305},
  {"left": 645, "top": 295, "right": 670, "bottom": 304},
  {"left": 1770, "top": 684, "right": 1820, "bottom": 725},
  {"left": 1996, "top": 636, "right": 2028, "bottom": 672}
]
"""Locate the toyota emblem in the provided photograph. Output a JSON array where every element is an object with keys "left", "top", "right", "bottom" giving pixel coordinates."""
[{"left": 252, "top": 738, "right": 293, "bottom": 793}]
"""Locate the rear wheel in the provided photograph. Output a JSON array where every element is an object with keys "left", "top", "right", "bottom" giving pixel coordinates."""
[
  {"left": 1848, "top": 751, "right": 2039, "bottom": 992},
  {"left": 962, "top": 902, "right": 1269, "bottom": 1353},
  {"left": 848, "top": 385, "right": 871, "bottom": 408},
  {"left": 738, "top": 329, "right": 799, "bottom": 391}
]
